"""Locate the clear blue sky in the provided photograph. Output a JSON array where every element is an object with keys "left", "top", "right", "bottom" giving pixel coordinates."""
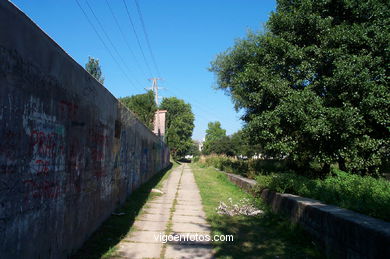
[{"left": 11, "top": 0, "right": 276, "bottom": 140}]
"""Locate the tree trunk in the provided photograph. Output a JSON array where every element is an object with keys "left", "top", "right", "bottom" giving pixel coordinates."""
[
  {"left": 320, "top": 163, "right": 330, "bottom": 178},
  {"left": 338, "top": 158, "right": 347, "bottom": 172}
]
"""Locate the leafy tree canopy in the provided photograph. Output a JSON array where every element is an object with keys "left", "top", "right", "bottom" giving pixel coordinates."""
[
  {"left": 160, "top": 97, "right": 195, "bottom": 159},
  {"left": 85, "top": 56, "right": 104, "bottom": 85},
  {"left": 119, "top": 90, "right": 157, "bottom": 130},
  {"left": 203, "top": 121, "right": 235, "bottom": 156},
  {"left": 205, "top": 121, "right": 226, "bottom": 143},
  {"left": 210, "top": 0, "right": 389, "bottom": 175},
  {"left": 230, "top": 130, "right": 263, "bottom": 157},
  {"left": 189, "top": 140, "right": 201, "bottom": 157}
]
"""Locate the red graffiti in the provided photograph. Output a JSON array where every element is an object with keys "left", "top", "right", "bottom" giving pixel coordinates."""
[
  {"left": 23, "top": 179, "right": 61, "bottom": 199},
  {"left": 34, "top": 159, "right": 50, "bottom": 175},
  {"left": 89, "top": 131, "right": 109, "bottom": 145},
  {"left": 59, "top": 100, "right": 78, "bottom": 120},
  {"left": 30, "top": 130, "right": 64, "bottom": 158}
]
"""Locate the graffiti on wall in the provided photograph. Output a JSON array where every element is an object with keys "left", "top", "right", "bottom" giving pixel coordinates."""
[{"left": 0, "top": 6, "right": 170, "bottom": 256}]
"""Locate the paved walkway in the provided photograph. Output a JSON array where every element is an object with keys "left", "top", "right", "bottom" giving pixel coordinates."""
[{"left": 113, "top": 164, "right": 213, "bottom": 259}]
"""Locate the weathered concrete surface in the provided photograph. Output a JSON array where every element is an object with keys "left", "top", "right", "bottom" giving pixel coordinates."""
[
  {"left": 225, "top": 172, "right": 256, "bottom": 192},
  {"left": 0, "top": 1, "right": 170, "bottom": 258},
  {"left": 225, "top": 172, "right": 390, "bottom": 259},
  {"left": 113, "top": 164, "right": 214, "bottom": 259}
]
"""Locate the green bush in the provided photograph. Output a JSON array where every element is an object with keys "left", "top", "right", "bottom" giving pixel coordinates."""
[
  {"left": 255, "top": 170, "right": 390, "bottom": 221},
  {"left": 198, "top": 155, "right": 390, "bottom": 220},
  {"left": 199, "top": 155, "right": 287, "bottom": 178}
]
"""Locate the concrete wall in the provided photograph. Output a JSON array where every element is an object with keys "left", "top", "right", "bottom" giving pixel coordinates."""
[
  {"left": 225, "top": 173, "right": 390, "bottom": 259},
  {"left": 0, "top": 2, "right": 170, "bottom": 258}
]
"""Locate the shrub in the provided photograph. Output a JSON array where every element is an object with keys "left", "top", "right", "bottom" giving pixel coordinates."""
[
  {"left": 198, "top": 155, "right": 287, "bottom": 178},
  {"left": 198, "top": 155, "right": 390, "bottom": 220},
  {"left": 255, "top": 170, "right": 390, "bottom": 221}
]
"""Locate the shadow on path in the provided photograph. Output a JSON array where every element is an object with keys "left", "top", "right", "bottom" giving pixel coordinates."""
[{"left": 71, "top": 163, "right": 172, "bottom": 259}]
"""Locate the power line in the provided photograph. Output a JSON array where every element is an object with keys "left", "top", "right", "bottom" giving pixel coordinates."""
[
  {"left": 104, "top": 0, "right": 148, "bottom": 80},
  {"left": 122, "top": 0, "right": 154, "bottom": 77},
  {"left": 164, "top": 88, "right": 239, "bottom": 129},
  {"left": 134, "top": 0, "right": 161, "bottom": 77},
  {"left": 85, "top": 0, "right": 143, "bottom": 88},
  {"left": 74, "top": 0, "right": 137, "bottom": 90}
]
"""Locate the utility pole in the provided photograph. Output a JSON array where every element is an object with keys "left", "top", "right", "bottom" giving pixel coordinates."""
[
  {"left": 146, "top": 78, "right": 165, "bottom": 138},
  {"left": 145, "top": 78, "right": 163, "bottom": 105}
]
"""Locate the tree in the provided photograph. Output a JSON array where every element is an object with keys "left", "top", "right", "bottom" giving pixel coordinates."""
[
  {"left": 205, "top": 121, "right": 226, "bottom": 143},
  {"left": 85, "top": 56, "right": 104, "bottom": 84},
  {"left": 119, "top": 91, "right": 157, "bottom": 130},
  {"left": 160, "top": 97, "right": 195, "bottom": 159},
  {"left": 189, "top": 140, "right": 201, "bottom": 157},
  {"left": 202, "top": 121, "right": 235, "bottom": 156},
  {"left": 210, "top": 0, "right": 389, "bottom": 175},
  {"left": 230, "top": 130, "right": 263, "bottom": 158}
]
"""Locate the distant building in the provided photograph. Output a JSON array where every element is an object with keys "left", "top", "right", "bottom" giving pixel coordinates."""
[
  {"left": 198, "top": 141, "right": 204, "bottom": 152},
  {"left": 153, "top": 110, "right": 167, "bottom": 140}
]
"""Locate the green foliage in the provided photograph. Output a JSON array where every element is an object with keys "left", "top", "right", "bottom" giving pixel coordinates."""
[
  {"left": 199, "top": 155, "right": 288, "bottom": 179},
  {"left": 188, "top": 140, "right": 201, "bottom": 157},
  {"left": 202, "top": 121, "right": 235, "bottom": 156},
  {"left": 160, "top": 97, "right": 195, "bottom": 159},
  {"left": 119, "top": 91, "right": 157, "bottom": 130},
  {"left": 191, "top": 164, "right": 323, "bottom": 258},
  {"left": 230, "top": 130, "right": 263, "bottom": 157},
  {"left": 210, "top": 0, "right": 390, "bottom": 175},
  {"left": 85, "top": 56, "right": 104, "bottom": 85},
  {"left": 255, "top": 170, "right": 390, "bottom": 221},
  {"left": 205, "top": 121, "right": 226, "bottom": 142},
  {"left": 199, "top": 155, "right": 390, "bottom": 220}
]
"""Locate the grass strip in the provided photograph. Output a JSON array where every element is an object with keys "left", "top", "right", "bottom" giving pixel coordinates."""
[{"left": 191, "top": 163, "right": 324, "bottom": 259}]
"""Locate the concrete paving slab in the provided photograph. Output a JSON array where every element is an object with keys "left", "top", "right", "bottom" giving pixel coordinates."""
[
  {"left": 115, "top": 242, "right": 162, "bottom": 258},
  {"left": 146, "top": 203, "right": 173, "bottom": 210},
  {"left": 165, "top": 232, "right": 212, "bottom": 245},
  {"left": 124, "top": 230, "right": 163, "bottom": 243},
  {"left": 175, "top": 204, "right": 204, "bottom": 211},
  {"left": 177, "top": 196, "right": 202, "bottom": 201},
  {"left": 165, "top": 243, "right": 214, "bottom": 259},
  {"left": 172, "top": 222, "right": 211, "bottom": 233},
  {"left": 148, "top": 199, "right": 173, "bottom": 205},
  {"left": 142, "top": 207, "right": 171, "bottom": 215},
  {"left": 174, "top": 209, "right": 206, "bottom": 217},
  {"left": 172, "top": 215, "right": 208, "bottom": 224},
  {"left": 137, "top": 213, "right": 170, "bottom": 222},
  {"left": 133, "top": 220, "right": 168, "bottom": 231},
  {"left": 176, "top": 200, "right": 203, "bottom": 206}
]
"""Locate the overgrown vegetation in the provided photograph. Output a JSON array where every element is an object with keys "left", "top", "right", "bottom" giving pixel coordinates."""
[
  {"left": 198, "top": 155, "right": 390, "bottom": 221},
  {"left": 202, "top": 123, "right": 261, "bottom": 157},
  {"left": 160, "top": 97, "right": 195, "bottom": 159},
  {"left": 199, "top": 155, "right": 288, "bottom": 179},
  {"left": 191, "top": 163, "right": 323, "bottom": 258},
  {"left": 210, "top": 0, "right": 390, "bottom": 176},
  {"left": 257, "top": 170, "right": 390, "bottom": 221}
]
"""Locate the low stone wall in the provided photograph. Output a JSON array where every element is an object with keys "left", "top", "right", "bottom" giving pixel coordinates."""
[
  {"left": 225, "top": 173, "right": 256, "bottom": 192},
  {"left": 225, "top": 172, "right": 390, "bottom": 259}
]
